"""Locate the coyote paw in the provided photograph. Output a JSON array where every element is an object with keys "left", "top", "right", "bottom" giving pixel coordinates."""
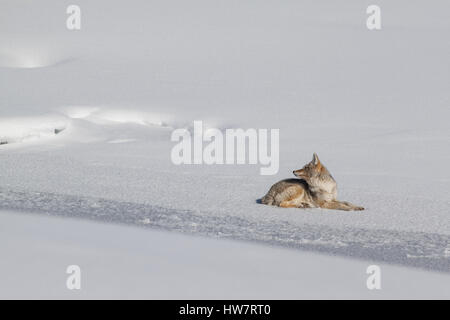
[{"left": 353, "top": 206, "right": 365, "bottom": 211}]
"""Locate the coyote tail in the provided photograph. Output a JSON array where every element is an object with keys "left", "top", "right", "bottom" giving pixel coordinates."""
[{"left": 261, "top": 194, "right": 274, "bottom": 205}]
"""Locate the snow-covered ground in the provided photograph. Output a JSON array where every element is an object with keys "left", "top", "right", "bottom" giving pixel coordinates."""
[
  {"left": 1, "top": 210, "right": 449, "bottom": 299},
  {"left": 0, "top": 0, "right": 449, "bottom": 298}
]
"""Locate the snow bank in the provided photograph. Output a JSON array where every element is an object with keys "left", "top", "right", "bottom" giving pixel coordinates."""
[
  {"left": 0, "top": 114, "right": 68, "bottom": 144},
  {"left": 0, "top": 107, "right": 172, "bottom": 147}
]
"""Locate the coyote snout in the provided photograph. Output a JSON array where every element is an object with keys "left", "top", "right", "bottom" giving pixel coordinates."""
[
  {"left": 261, "top": 153, "right": 364, "bottom": 211},
  {"left": 293, "top": 169, "right": 305, "bottom": 178}
]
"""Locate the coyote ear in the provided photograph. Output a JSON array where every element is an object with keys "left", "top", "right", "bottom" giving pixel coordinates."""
[{"left": 312, "top": 153, "right": 320, "bottom": 165}]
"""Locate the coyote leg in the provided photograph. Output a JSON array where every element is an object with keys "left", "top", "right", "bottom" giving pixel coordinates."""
[
  {"left": 321, "top": 200, "right": 364, "bottom": 211},
  {"left": 279, "top": 200, "right": 299, "bottom": 208},
  {"left": 278, "top": 187, "right": 305, "bottom": 208},
  {"left": 341, "top": 201, "right": 364, "bottom": 211}
]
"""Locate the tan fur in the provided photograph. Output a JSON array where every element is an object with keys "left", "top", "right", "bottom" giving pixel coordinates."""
[{"left": 261, "top": 153, "right": 364, "bottom": 211}]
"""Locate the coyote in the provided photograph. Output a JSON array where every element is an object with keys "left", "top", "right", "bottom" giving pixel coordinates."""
[{"left": 261, "top": 153, "right": 364, "bottom": 211}]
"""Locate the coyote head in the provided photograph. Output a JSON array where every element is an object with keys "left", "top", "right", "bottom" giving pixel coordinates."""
[{"left": 293, "top": 153, "right": 336, "bottom": 195}]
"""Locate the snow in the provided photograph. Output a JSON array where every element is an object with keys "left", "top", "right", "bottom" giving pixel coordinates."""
[
  {"left": 1, "top": 210, "right": 449, "bottom": 299},
  {"left": 0, "top": 0, "right": 449, "bottom": 297}
]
